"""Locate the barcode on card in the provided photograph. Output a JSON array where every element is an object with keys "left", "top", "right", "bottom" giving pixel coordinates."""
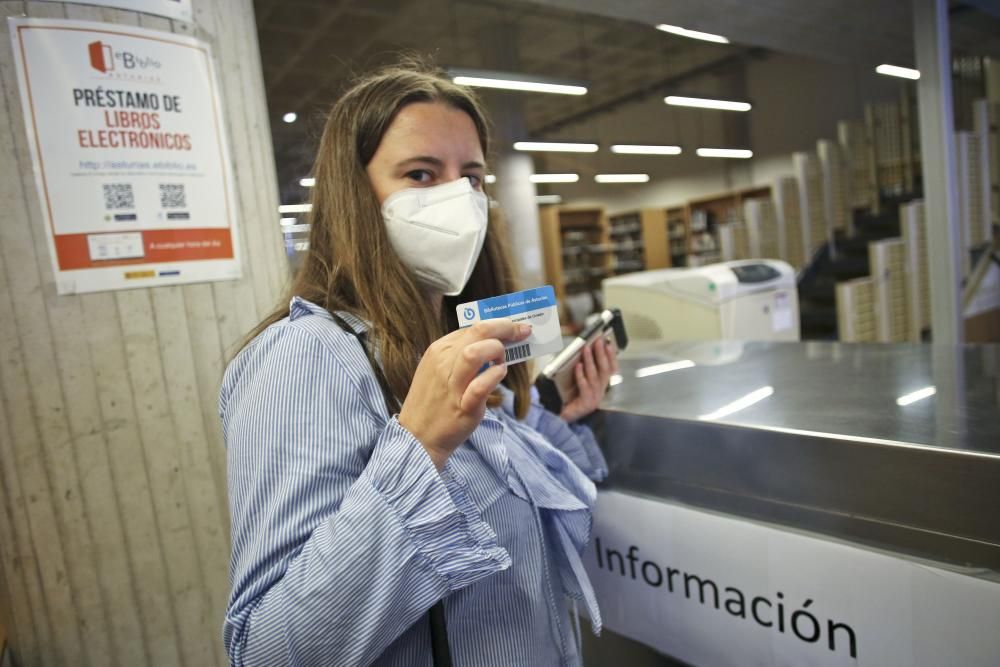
[
  {"left": 159, "top": 183, "right": 187, "bottom": 209},
  {"left": 505, "top": 344, "right": 531, "bottom": 363},
  {"left": 103, "top": 183, "right": 134, "bottom": 210}
]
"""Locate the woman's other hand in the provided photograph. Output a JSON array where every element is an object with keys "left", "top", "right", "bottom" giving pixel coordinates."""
[
  {"left": 559, "top": 335, "right": 619, "bottom": 423},
  {"left": 399, "top": 319, "right": 531, "bottom": 470}
]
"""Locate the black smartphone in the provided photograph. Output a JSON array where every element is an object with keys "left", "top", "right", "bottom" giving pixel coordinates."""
[{"left": 535, "top": 308, "right": 628, "bottom": 415}]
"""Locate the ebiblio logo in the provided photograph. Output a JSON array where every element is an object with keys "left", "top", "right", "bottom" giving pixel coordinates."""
[
  {"left": 88, "top": 41, "right": 113, "bottom": 73},
  {"left": 88, "top": 40, "right": 162, "bottom": 74}
]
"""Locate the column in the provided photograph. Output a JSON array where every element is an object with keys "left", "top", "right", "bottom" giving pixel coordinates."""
[
  {"left": 480, "top": 18, "right": 546, "bottom": 288},
  {"left": 914, "top": 0, "right": 965, "bottom": 343},
  {"left": 0, "top": 1, "right": 287, "bottom": 665}
]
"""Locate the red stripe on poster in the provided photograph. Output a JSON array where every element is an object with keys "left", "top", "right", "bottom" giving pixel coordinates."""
[{"left": 55, "top": 228, "right": 235, "bottom": 270}]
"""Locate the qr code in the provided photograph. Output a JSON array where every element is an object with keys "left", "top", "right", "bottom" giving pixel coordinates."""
[
  {"left": 103, "top": 183, "right": 134, "bottom": 210},
  {"left": 159, "top": 184, "right": 187, "bottom": 209}
]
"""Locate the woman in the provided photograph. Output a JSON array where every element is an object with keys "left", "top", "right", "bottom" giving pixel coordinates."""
[{"left": 221, "top": 60, "right": 618, "bottom": 666}]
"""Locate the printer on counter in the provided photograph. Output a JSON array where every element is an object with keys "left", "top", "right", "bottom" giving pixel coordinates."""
[{"left": 603, "top": 259, "right": 800, "bottom": 342}]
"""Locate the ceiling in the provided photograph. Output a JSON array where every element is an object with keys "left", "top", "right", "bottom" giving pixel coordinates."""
[
  {"left": 528, "top": 0, "right": 1000, "bottom": 66},
  {"left": 252, "top": 0, "right": 1000, "bottom": 205},
  {"left": 254, "top": 0, "right": 760, "bottom": 202}
]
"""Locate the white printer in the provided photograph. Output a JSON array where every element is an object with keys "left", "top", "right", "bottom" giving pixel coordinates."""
[{"left": 602, "top": 259, "right": 800, "bottom": 342}]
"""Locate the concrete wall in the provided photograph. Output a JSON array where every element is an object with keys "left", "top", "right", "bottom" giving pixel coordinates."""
[{"left": 0, "top": 1, "right": 288, "bottom": 665}]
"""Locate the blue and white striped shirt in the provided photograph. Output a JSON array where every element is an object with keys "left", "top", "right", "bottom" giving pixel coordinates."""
[{"left": 220, "top": 297, "right": 607, "bottom": 666}]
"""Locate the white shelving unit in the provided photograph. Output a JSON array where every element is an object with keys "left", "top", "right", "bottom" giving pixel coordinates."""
[
  {"left": 744, "top": 198, "right": 784, "bottom": 261},
  {"left": 794, "top": 150, "right": 829, "bottom": 264},
  {"left": 836, "top": 276, "right": 876, "bottom": 342},
  {"left": 838, "top": 118, "right": 878, "bottom": 212},
  {"left": 818, "top": 138, "right": 852, "bottom": 237},
  {"left": 774, "top": 176, "right": 804, "bottom": 270},
  {"left": 901, "top": 200, "right": 930, "bottom": 342},
  {"left": 869, "top": 238, "right": 909, "bottom": 343},
  {"left": 718, "top": 221, "right": 750, "bottom": 261}
]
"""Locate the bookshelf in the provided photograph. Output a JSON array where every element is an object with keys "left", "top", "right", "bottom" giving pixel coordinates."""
[
  {"left": 774, "top": 176, "right": 804, "bottom": 269},
  {"left": 686, "top": 193, "right": 730, "bottom": 267},
  {"left": 866, "top": 92, "right": 921, "bottom": 206},
  {"left": 836, "top": 277, "right": 876, "bottom": 342},
  {"left": 539, "top": 204, "right": 691, "bottom": 327},
  {"left": 868, "top": 101, "right": 905, "bottom": 198},
  {"left": 964, "top": 105, "right": 993, "bottom": 249},
  {"left": 869, "top": 238, "right": 909, "bottom": 343},
  {"left": 719, "top": 221, "right": 749, "bottom": 261},
  {"left": 986, "top": 101, "right": 1000, "bottom": 227},
  {"left": 606, "top": 208, "right": 686, "bottom": 273},
  {"left": 606, "top": 210, "right": 647, "bottom": 275},
  {"left": 685, "top": 186, "right": 771, "bottom": 266},
  {"left": 900, "top": 86, "right": 920, "bottom": 194},
  {"left": 744, "top": 197, "right": 784, "bottom": 262},
  {"left": 538, "top": 205, "right": 610, "bottom": 326},
  {"left": 901, "top": 201, "right": 930, "bottom": 342},
  {"left": 666, "top": 206, "right": 688, "bottom": 267},
  {"left": 794, "top": 151, "right": 829, "bottom": 263},
  {"left": 817, "top": 138, "right": 852, "bottom": 236},
  {"left": 838, "top": 118, "right": 878, "bottom": 213}
]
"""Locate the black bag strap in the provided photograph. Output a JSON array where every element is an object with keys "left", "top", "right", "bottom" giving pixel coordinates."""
[
  {"left": 330, "top": 312, "right": 402, "bottom": 416},
  {"left": 329, "top": 312, "right": 453, "bottom": 667}
]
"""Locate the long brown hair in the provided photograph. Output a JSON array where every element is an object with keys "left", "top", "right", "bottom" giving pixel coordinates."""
[{"left": 245, "top": 59, "right": 532, "bottom": 417}]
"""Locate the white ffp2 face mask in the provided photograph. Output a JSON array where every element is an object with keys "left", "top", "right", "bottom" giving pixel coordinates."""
[{"left": 381, "top": 177, "right": 489, "bottom": 296}]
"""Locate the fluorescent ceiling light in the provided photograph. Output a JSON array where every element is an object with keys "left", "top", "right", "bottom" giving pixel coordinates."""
[
  {"left": 299, "top": 177, "right": 315, "bottom": 187},
  {"left": 699, "top": 386, "right": 774, "bottom": 420},
  {"left": 279, "top": 217, "right": 296, "bottom": 225},
  {"left": 595, "top": 173, "right": 650, "bottom": 183},
  {"left": 609, "top": 373, "right": 623, "bottom": 386},
  {"left": 876, "top": 64, "right": 920, "bottom": 80},
  {"left": 896, "top": 386, "right": 936, "bottom": 406},
  {"left": 514, "top": 141, "right": 598, "bottom": 153},
  {"left": 666, "top": 95, "right": 751, "bottom": 111},
  {"left": 536, "top": 195, "right": 563, "bottom": 205},
  {"left": 454, "top": 76, "right": 587, "bottom": 95},
  {"left": 656, "top": 24, "right": 729, "bottom": 44},
  {"left": 697, "top": 147, "right": 753, "bottom": 159},
  {"left": 635, "top": 360, "right": 695, "bottom": 377},
  {"left": 282, "top": 223, "right": 310, "bottom": 234},
  {"left": 282, "top": 112, "right": 297, "bottom": 123},
  {"left": 450, "top": 68, "right": 588, "bottom": 95},
  {"left": 485, "top": 174, "right": 497, "bottom": 184},
  {"left": 278, "top": 203, "right": 312, "bottom": 213},
  {"left": 611, "top": 144, "right": 682, "bottom": 155},
  {"left": 530, "top": 173, "right": 579, "bottom": 183}
]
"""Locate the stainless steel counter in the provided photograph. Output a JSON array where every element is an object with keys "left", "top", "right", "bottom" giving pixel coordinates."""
[{"left": 596, "top": 340, "right": 1000, "bottom": 571}]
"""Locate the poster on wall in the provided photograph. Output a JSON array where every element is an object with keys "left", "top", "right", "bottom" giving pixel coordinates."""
[
  {"left": 9, "top": 17, "right": 240, "bottom": 294},
  {"left": 36, "top": 0, "right": 192, "bottom": 22}
]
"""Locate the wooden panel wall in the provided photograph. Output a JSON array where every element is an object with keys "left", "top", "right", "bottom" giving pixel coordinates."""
[{"left": 0, "top": 1, "right": 289, "bottom": 665}]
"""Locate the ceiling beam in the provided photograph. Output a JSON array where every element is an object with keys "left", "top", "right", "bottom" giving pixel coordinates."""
[
  {"left": 264, "top": 0, "right": 352, "bottom": 94},
  {"left": 529, "top": 47, "right": 765, "bottom": 136},
  {"left": 291, "top": 16, "right": 412, "bottom": 112}
]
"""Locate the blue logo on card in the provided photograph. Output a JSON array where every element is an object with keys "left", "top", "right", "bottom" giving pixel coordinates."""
[
  {"left": 463, "top": 307, "right": 476, "bottom": 321},
  {"left": 476, "top": 285, "right": 556, "bottom": 319}
]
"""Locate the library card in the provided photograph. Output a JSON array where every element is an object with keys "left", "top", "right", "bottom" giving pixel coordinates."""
[{"left": 457, "top": 285, "right": 562, "bottom": 365}]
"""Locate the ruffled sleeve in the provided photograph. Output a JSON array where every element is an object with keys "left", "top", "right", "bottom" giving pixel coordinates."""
[
  {"left": 222, "top": 324, "right": 509, "bottom": 666},
  {"left": 517, "top": 386, "right": 608, "bottom": 482},
  {"left": 363, "top": 417, "right": 512, "bottom": 588}
]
